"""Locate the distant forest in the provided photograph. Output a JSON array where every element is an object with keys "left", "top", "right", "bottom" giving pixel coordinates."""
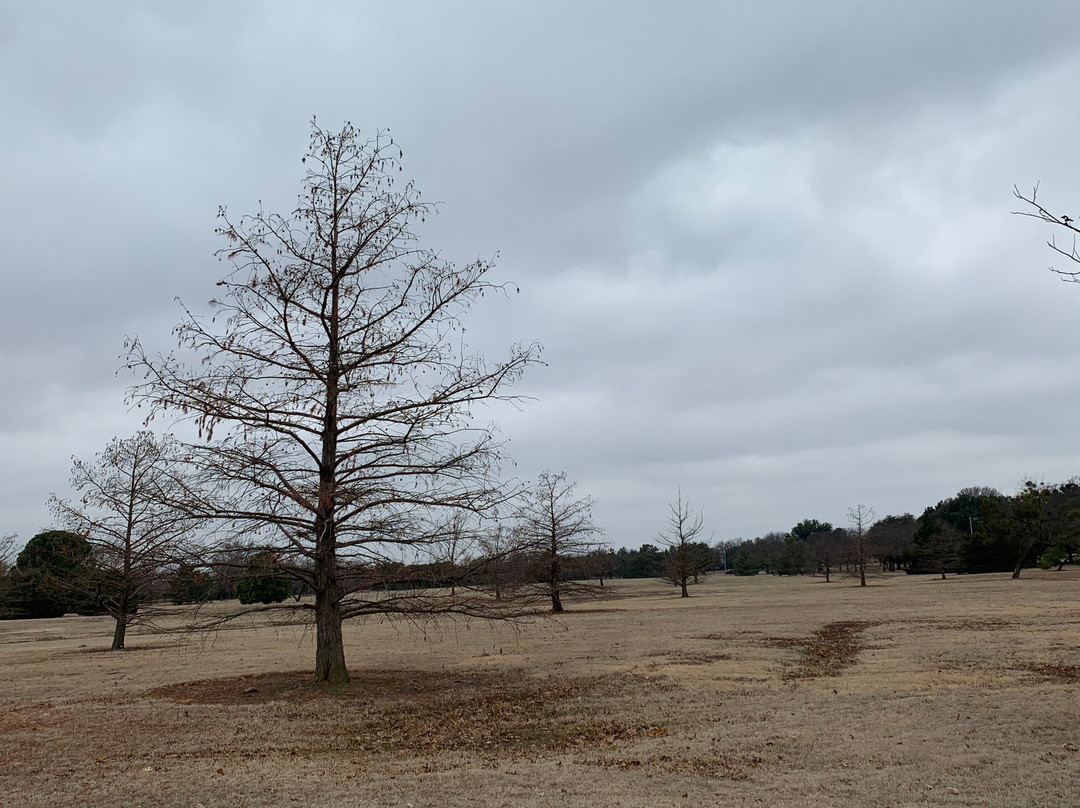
[{"left": 611, "top": 480, "right": 1079, "bottom": 582}]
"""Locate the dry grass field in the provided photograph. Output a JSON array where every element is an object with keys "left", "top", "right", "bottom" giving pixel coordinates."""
[{"left": 2, "top": 570, "right": 1078, "bottom": 807}]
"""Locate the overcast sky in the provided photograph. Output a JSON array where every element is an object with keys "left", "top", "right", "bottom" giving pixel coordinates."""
[{"left": 5, "top": 1, "right": 1080, "bottom": 551}]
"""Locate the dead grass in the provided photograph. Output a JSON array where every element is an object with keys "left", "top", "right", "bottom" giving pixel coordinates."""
[{"left": 2, "top": 570, "right": 1080, "bottom": 807}]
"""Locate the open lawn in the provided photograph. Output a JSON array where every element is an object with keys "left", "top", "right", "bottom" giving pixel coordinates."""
[{"left": 1, "top": 571, "right": 1078, "bottom": 807}]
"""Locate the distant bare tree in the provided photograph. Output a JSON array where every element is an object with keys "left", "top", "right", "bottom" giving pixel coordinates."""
[
  {"left": 809, "top": 528, "right": 846, "bottom": 582},
  {"left": 0, "top": 533, "right": 15, "bottom": 575},
  {"left": 657, "top": 491, "right": 710, "bottom": 597},
  {"left": 125, "top": 122, "right": 540, "bottom": 682},
  {"left": 847, "top": 505, "right": 875, "bottom": 587},
  {"left": 516, "top": 471, "right": 605, "bottom": 613},
  {"left": 477, "top": 523, "right": 530, "bottom": 602},
  {"left": 0, "top": 533, "right": 16, "bottom": 617},
  {"left": 867, "top": 513, "right": 917, "bottom": 572},
  {"left": 49, "top": 432, "right": 193, "bottom": 650},
  {"left": 430, "top": 512, "right": 474, "bottom": 597}
]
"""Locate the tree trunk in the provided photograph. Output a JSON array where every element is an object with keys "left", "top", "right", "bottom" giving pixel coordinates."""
[
  {"left": 111, "top": 614, "right": 127, "bottom": 650},
  {"left": 859, "top": 561, "right": 866, "bottom": 587},
  {"left": 313, "top": 521, "right": 349, "bottom": 682},
  {"left": 1012, "top": 541, "right": 1032, "bottom": 579},
  {"left": 549, "top": 535, "right": 563, "bottom": 613},
  {"left": 680, "top": 578, "right": 689, "bottom": 598},
  {"left": 314, "top": 590, "right": 349, "bottom": 682}
]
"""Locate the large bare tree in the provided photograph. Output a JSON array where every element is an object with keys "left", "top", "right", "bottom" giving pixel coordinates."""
[
  {"left": 49, "top": 432, "right": 192, "bottom": 650},
  {"left": 516, "top": 470, "right": 605, "bottom": 613},
  {"left": 126, "top": 122, "right": 539, "bottom": 681}
]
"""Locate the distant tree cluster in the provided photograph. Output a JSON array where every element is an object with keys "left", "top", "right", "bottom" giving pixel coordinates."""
[{"left": 710, "top": 481, "right": 1080, "bottom": 581}]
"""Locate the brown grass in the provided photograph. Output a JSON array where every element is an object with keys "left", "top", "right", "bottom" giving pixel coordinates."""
[{"left": 2, "top": 570, "right": 1080, "bottom": 807}]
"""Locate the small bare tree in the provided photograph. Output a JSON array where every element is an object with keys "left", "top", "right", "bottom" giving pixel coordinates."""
[
  {"left": 0, "top": 533, "right": 16, "bottom": 617},
  {"left": 516, "top": 471, "right": 605, "bottom": 613},
  {"left": 0, "top": 533, "right": 15, "bottom": 575},
  {"left": 49, "top": 432, "right": 193, "bottom": 650},
  {"left": 847, "top": 504, "right": 875, "bottom": 587},
  {"left": 126, "top": 122, "right": 540, "bottom": 682},
  {"left": 477, "top": 523, "right": 528, "bottom": 602},
  {"left": 657, "top": 491, "right": 710, "bottom": 597},
  {"left": 809, "top": 528, "right": 846, "bottom": 582}
]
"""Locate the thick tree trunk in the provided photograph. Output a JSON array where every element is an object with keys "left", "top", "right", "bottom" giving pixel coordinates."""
[
  {"left": 314, "top": 589, "right": 349, "bottom": 682},
  {"left": 680, "top": 578, "right": 689, "bottom": 598},
  {"left": 111, "top": 614, "right": 127, "bottom": 650},
  {"left": 550, "top": 591, "right": 564, "bottom": 614},
  {"left": 313, "top": 516, "right": 349, "bottom": 682}
]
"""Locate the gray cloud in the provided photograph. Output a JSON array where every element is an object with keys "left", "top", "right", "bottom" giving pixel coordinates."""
[{"left": 4, "top": 1, "right": 1080, "bottom": 550}]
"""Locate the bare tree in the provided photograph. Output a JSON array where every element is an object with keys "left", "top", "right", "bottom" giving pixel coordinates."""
[
  {"left": 476, "top": 523, "right": 529, "bottom": 602},
  {"left": 49, "top": 432, "right": 193, "bottom": 650},
  {"left": 867, "top": 513, "right": 916, "bottom": 572},
  {"left": 516, "top": 470, "right": 605, "bottom": 613},
  {"left": 847, "top": 504, "right": 875, "bottom": 587},
  {"left": 0, "top": 533, "right": 15, "bottom": 575},
  {"left": 0, "top": 533, "right": 16, "bottom": 618},
  {"left": 657, "top": 490, "right": 710, "bottom": 597},
  {"left": 126, "top": 122, "right": 539, "bottom": 682},
  {"left": 809, "top": 528, "right": 846, "bottom": 582}
]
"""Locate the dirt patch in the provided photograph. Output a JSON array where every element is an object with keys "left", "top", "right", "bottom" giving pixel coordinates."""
[
  {"left": 916, "top": 617, "right": 1009, "bottom": 631},
  {"left": 582, "top": 746, "right": 763, "bottom": 779},
  {"left": 646, "top": 650, "right": 733, "bottom": 666},
  {"left": 150, "top": 668, "right": 670, "bottom": 757},
  {"left": 1022, "top": 662, "right": 1080, "bottom": 683},
  {"left": 779, "top": 620, "right": 881, "bottom": 679},
  {"left": 0, "top": 702, "right": 61, "bottom": 733}
]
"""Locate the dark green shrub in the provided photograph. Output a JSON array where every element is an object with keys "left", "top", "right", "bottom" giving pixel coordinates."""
[{"left": 236, "top": 552, "right": 292, "bottom": 605}]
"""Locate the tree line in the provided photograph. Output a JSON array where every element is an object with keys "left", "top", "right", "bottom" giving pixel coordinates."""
[{"left": 711, "top": 481, "right": 1080, "bottom": 581}]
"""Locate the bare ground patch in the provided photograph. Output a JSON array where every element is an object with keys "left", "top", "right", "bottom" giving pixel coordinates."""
[
  {"left": 1022, "top": 662, "right": 1080, "bottom": 683},
  {"left": 150, "top": 667, "right": 675, "bottom": 759},
  {"left": 645, "top": 650, "right": 734, "bottom": 666},
  {"left": 776, "top": 620, "right": 882, "bottom": 679}
]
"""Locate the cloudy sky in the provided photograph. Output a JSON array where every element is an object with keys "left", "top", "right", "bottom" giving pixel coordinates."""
[{"left": 4, "top": 1, "right": 1080, "bottom": 551}]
